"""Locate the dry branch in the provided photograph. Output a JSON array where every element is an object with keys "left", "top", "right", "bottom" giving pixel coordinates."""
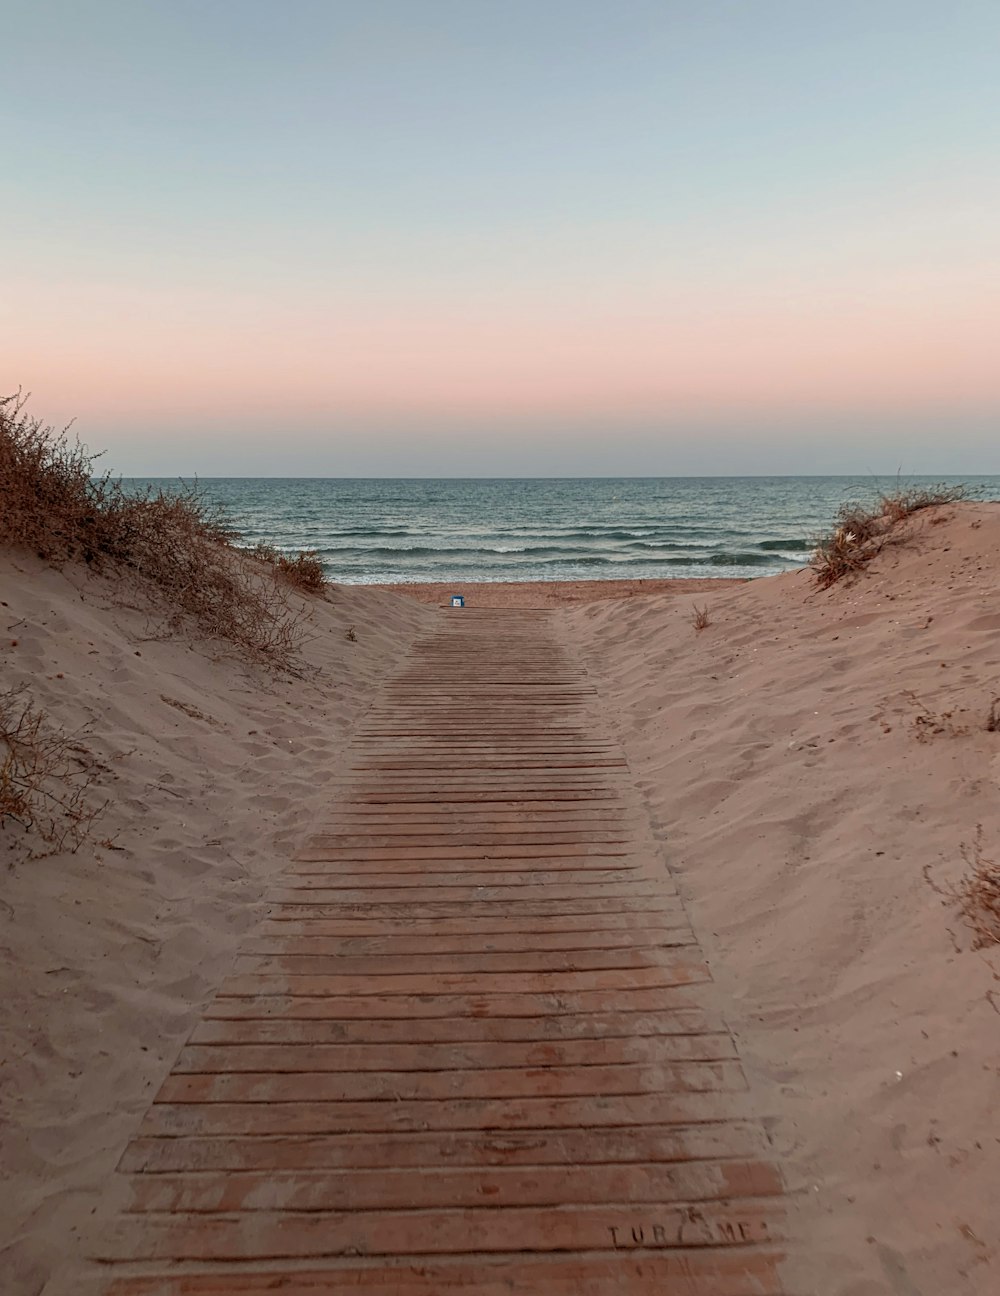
[{"left": 0, "top": 687, "right": 107, "bottom": 860}]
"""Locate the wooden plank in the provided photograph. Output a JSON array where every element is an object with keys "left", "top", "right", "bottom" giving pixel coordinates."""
[
  {"left": 155, "top": 1059, "right": 746, "bottom": 1105},
  {"left": 120, "top": 1122, "right": 769, "bottom": 1174},
  {"left": 189, "top": 1007, "right": 722, "bottom": 1046},
  {"left": 276, "top": 869, "right": 643, "bottom": 891},
  {"left": 243, "top": 928, "right": 696, "bottom": 956},
  {"left": 174, "top": 1033, "right": 738, "bottom": 1075},
  {"left": 252, "top": 914, "right": 693, "bottom": 939},
  {"left": 123, "top": 1161, "right": 782, "bottom": 1214},
  {"left": 137, "top": 1091, "right": 762, "bottom": 1137},
  {"left": 264, "top": 897, "right": 681, "bottom": 919},
  {"left": 107, "top": 1250, "right": 787, "bottom": 1295},
  {"left": 99, "top": 1200, "right": 784, "bottom": 1261},
  {"left": 230, "top": 948, "right": 682, "bottom": 977},
  {"left": 214, "top": 962, "right": 711, "bottom": 998},
  {"left": 266, "top": 886, "right": 675, "bottom": 907},
  {"left": 297, "top": 830, "right": 631, "bottom": 848},
  {"left": 202, "top": 985, "right": 709, "bottom": 1020}
]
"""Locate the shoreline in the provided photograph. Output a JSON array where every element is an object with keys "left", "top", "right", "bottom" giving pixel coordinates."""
[{"left": 371, "top": 576, "right": 747, "bottom": 608}]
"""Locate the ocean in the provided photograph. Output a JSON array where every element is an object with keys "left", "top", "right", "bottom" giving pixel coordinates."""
[{"left": 128, "top": 476, "right": 1000, "bottom": 584}]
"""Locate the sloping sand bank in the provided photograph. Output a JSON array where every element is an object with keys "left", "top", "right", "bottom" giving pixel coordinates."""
[
  {"left": 0, "top": 553, "right": 433, "bottom": 1294},
  {"left": 560, "top": 502, "right": 1000, "bottom": 1294}
]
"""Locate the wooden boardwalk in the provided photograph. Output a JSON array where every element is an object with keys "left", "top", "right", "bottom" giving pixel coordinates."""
[{"left": 98, "top": 610, "right": 787, "bottom": 1294}]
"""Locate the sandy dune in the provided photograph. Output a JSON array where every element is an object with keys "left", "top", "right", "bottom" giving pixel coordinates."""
[
  {"left": 561, "top": 501, "right": 1000, "bottom": 1294},
  {"left": 0, "top": 553, "right": 433, "bottom": 1294}
]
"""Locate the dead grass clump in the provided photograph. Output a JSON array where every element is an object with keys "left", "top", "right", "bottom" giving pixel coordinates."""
[
  {"left": 1, "top": 392, "right": 310, "bottom": 668},
  {"left": 811, "top": 483, "right": 968, "bottom": 589},
  {"left": 690, "top": 604, "right": 711, "bottom": 631},
  {"left": 811, "top": 506, "right": 893, "bottom": 589},
  {"left": 925, "top": 827, "right": 1000, "bottom": 949},
  {"left": 878, "top": 483, "right": 967, "bottom": 524},
  {"left": 0, "top": 687, "right": 106, "bottom": 860},
  {"left": 121, "top": 497, "right": 312, "bottom": 668},
  {"left": 251, "top": 541, "right": 326, "bottom": 594},
  {"left": 902, "top": 691, "right": 970, "bottom": 742}
]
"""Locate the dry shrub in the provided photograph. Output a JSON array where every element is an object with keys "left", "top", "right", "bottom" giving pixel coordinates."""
[
  {"left": 1, "top": 392, "right": 311, "bottom": 668},
  {"left": 811, "top": 483, "right": 968, "bottom": 589},
  {"left": 926, "top": 827, "right": 1000, "bottom": 949},
  {"left": 0, "top": 687, "right": 106, "bottom": 860},
  {"left": 121, "top": 498, "right": 311, "bottom": 668},
  {"left": 276, "top": 550, "right": 325, "bottom": 594},
  {"left": 690, "top": 604, "right": 711, "bottom": 631},
  {"left": 250, "top": 541, "right": 326, "bottom": 594}
]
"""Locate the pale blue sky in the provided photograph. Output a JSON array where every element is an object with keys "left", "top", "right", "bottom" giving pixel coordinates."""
[{"left": 3, "top": 1, "right": 999, "bottom": 473}]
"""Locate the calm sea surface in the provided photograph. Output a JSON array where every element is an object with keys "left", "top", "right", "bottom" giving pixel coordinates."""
[{"left": 128, "top": 477, "right": 1000, "bottom": 584}]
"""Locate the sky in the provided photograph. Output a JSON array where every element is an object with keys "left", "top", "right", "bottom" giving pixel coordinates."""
[{"left": 3, "top": 0, "right": 999, "bottom": 475}]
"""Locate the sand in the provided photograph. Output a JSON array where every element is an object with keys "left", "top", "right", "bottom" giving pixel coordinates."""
[
  {"left": 3, "top": 503, "right": 999, "bottom": 1294},
  {"left": 378, "top": 576, "right": 742, "bottom": 608},
  {"left": 0, "top": 552, "right": 434, "bottom": 1294},
  {"left": 559, "top": 501, "right": 1000, "bottom": 1294}
]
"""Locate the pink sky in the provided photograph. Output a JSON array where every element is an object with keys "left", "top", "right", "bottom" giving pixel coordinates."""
[
  {"left": 6, "top": 2, "right": 1000, "bottom": 473},
  {"left": 11, "top": 270, "right": 999, "bottom": 429}
]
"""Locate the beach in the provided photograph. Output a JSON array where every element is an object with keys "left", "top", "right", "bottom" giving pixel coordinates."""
[
  {"left": 378, "top": 576, "right": 743, "bottom": 607},
  {"left": 9, "top": 3, "right": 1000, "bottom": 1289},
  {"left": 2, "top": 500, "right": 999, "bottom": 1294}
]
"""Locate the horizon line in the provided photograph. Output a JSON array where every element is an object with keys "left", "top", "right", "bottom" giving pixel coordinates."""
[{"left": 116, "top": 472, "right": 1000, "bottom": 482}]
